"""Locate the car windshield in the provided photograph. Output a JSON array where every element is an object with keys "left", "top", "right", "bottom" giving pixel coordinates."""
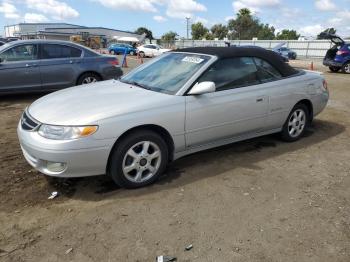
[{"left": 120, "top": 52, "right": 211, "bottom": 94}]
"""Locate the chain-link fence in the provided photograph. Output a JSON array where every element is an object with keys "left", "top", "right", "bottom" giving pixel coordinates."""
[{"left": 159, "top": 40, "right": 334, "bottom": 58}]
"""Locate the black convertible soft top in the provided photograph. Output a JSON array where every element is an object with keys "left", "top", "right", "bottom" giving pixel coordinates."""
[{"left": 175, "top": 46, "right": 299, "bottom": 77}]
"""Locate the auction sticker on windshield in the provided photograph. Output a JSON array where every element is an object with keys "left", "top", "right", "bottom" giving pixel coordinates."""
[{"left": 182, "top": 56, "right": 204, "bottom": 64}]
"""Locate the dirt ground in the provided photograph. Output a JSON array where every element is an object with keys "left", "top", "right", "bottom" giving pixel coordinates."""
[{"left": 1, "top": 59, "right": 350, "bottom": 262}]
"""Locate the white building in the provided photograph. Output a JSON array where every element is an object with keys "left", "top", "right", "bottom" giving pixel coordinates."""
[{"left": 4, "top": 23, "right": 143, "bottom": 43}]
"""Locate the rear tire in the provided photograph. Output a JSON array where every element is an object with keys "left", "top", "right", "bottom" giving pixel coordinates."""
[
  {"left": 129, "top": 51, "right": 135, "bottom": 56},
  {"left": 108, "top": 130, "right": 168, "bottom": 189},
  {"left": 341, "top": 62, "right": 350, "bottom": 74},
  {"left": 77, "top": 73, "right": 101, "bottom": 85},
  {"left": 329, "top": 66, "right": 340, "bottom": 72},
  {"left": 110, "top": 50, "right": 115, "bottom": 55},
  {"left": 281, "top": 104, "right": 309, "bottom": 142}
]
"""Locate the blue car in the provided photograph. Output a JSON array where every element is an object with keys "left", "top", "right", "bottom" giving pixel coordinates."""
[
  {"left": 322, "top": 33, "right": 350, "bottom": 73},
  {"left": 108, "top": 43, "right": 136, "bottom": 56},
  {"left": 272, "top": 43, "right": 296, "bottom": 60}
]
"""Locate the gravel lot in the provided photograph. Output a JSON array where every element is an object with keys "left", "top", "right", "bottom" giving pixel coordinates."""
[{"left": 0, "top": 59, "right": 349, "bottom": 262}]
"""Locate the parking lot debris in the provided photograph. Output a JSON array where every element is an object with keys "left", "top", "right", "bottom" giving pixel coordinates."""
[
  {"left": 185, "top": 244, "right": 193, "bottom": 251},
  {"left": 48, "top": 191, "right": 58, "bottom": 200},
  {"left": 65, "top": 248, "right": 73, "bottom": 254},
  {"left": 156, "top": 255, "right": 177, "bottom": 262}
]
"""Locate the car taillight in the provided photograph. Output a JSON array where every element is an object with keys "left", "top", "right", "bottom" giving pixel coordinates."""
[
  {"left": 336, "top": 50, "right": 349, "bottom": 56},
  {"left": 323, "top": 79, "right": 328, "bottom": 91},
  {"left": 108, "top": 59, "right": 119, "bottom": 66}
]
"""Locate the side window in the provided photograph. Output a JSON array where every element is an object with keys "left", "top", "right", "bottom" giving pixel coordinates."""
[
  {"left": 0, "top": 44, "right": 38, "bottom": 62},
  {"left": 41, "top": 44, "right": 82, "bottom": 59},
  {"left": 254, "top": 57, "right": 282, "bottom": 82},
  {"left": 198, "top": 57, "right": 260, "bottom": 91}
]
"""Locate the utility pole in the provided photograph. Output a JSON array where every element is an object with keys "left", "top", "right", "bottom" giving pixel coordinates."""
[{"left": 186, "top": 17, "right": 190, "bottom": 39}]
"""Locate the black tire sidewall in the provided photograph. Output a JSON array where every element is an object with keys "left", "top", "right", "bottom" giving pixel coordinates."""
[
  {"left": 281, "top": 104, "right": 309, "bottom": 142},
  {"left": 77, "top": 73, "right": 101, "bottom": 85},
  {"left": 109, "top": 130, "right": 168, "bottom": 189}
]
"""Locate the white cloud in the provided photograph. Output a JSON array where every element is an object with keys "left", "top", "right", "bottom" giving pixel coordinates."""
[
  {"left": 24, "top": 13, "right": 48, "bottom": 22},
  {"left": 299, "top": 24, "right": 324, "bottom": 36},
  {"left": 193, "top": 16, "right": 208, "bottom": 25},
  {"left": 25, "top": 0, "right": 79, "bottom": 20},
  {"left": 225, "top": 15, "right": 235, "bottom": 22},
  {"left": 166, "top": 0, "right": 207, "bottom": 19},
  {"left": 315, "top": 0, "right": 337, "bottom": 11},
  {"left": 232, "top": 0, "right": 280, "bottom": 13},
  {"left": 0, "top": 1, "right": 20, "bottom": 19},
  {"left": 153, "top": 15, "right": 167, "bottom": 22},
  {"left": 95, "top": 0, "right": 163, "bottom": 13}
]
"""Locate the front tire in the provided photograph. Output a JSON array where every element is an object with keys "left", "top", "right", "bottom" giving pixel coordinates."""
[
  {"left": 341, "top": 62, "right": 350, "bottom": 74},
  {"left": 329, "top": 66, "right": 340, "bottom": 72},
  {"left": 139, "top": 51, "right": 145, "bottom": 58},
  {"left": 129, "top": 51, "right": 135, "bottom": 56},
  {"left": 110, "top": 50, "right": 115, "bottom": 55},
  {"left": 281, "top": 104, "right": 309, "bottom": 142},
  {"left": 108, "top": 130, "right": 168, "bottom": 189}
]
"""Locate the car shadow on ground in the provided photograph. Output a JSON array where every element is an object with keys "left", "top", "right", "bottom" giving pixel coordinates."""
[{"left": 45, "top": 118, "right": 345, "bottom": 201}]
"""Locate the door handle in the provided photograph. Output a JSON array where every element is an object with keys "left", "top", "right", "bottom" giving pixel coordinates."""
[
  {"left": 256, "top": 98, "right": 264, "bottom": 102},
  {"left": 25, "top": 64, "right": 31, "bottom": 67}
]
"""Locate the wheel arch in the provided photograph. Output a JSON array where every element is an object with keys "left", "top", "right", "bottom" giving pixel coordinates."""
[
  {"left": 296, "top": 99, "right": 314, "bottom": 122},
  {"left": 106, "top": 124, "right": 175, "bottom": 174},
  {"left": 76, "top": 71, "right": 103, "bottom": 85}
]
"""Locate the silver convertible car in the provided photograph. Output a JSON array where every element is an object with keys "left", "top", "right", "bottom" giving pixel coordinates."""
[{"left": 18, "top": 47, "right": 329, "bottom": 188}]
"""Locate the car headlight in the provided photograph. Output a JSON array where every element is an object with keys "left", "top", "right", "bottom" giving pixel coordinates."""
[{"left": 38, "top": 125, "right": 98, "bottom": 140}]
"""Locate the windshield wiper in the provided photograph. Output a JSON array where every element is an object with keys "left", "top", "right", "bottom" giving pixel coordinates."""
[{"left": 121, "top": 80, "right": 151, "bottom": 90}]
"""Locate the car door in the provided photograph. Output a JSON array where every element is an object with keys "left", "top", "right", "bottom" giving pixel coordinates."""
[
  {"left": 39, "top": 43, "right": 82, "bottom": 90},
  {"left": 0, "top": 43, "right": 41, "bottom": 92},
  {"left": 185, "top": 57, "right": 269, "bottom": 148}
]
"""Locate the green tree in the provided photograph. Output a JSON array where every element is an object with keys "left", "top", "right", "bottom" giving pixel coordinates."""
[
  {"left": 210, "top": 24, "right": 229, "bottom": 40},
  {"left": 191, "top": 22, "right": 209, "bottom": 40},
  {"left": 204, "top": 32, "right": 215, "bottom": 40},
  {"left": 135, "top": 27, "right": 153, "bottom": 43},
  {"left": 276, "top": 29, "right": 300, "bottom": 40},
  {"left": 227, "top": 8, "right": 260, "bottom": 40},
  {"left": 317, "top": 28, "right": 337, "bottom": 39},
  {"left": 161, "top": 31, "right": 178, "bottom": 41},
  {"left": 257, "top": 24, "right": 275, "bottom": 40},
  {"left": 227, "top": 8, "right": 276, "bottom": 40}
]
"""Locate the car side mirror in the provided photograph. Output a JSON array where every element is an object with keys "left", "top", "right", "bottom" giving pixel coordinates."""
[{"left": 188, "top": 81, "right": 216, "bottom": 95}]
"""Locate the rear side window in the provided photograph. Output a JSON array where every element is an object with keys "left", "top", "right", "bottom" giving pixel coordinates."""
[
  {"left": 41, "top": 44, "right": 82, "bottom": 59},
  {"left": 254, "top": 57, "right": 282, "bottom": 82},
  {"left": 198, "top": 57, "right": 260, "bottom": 91}
]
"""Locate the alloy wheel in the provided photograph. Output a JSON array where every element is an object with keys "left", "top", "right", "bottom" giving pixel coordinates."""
[
  {"left": 82, "top": 77, "right": 98, "bottom": 85},
  {"left": 288, "top": 109, "right": 306, "bottom": 138},
  {"left": 344, "top": 63, "right": 350, "bottom": 73},
  {"left": 122, "top": 141, "right": 161, "bottom": 183}
]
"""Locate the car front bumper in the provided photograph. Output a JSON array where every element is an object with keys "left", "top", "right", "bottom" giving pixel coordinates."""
[{"left": 17, "top": 122, "right": 115, "bottom": 178}]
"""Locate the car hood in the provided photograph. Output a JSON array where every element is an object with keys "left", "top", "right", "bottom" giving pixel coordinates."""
[
  {"left": 272, "top": 42, "right": 286, "bottom": 51},
  {"left": 28, "top": 80, "right": 177, "bottom": 125}
]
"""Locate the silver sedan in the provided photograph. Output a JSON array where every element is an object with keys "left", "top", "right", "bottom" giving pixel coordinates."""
[{"left": 17, "top": 47, "right": 329, "bottom": 188}]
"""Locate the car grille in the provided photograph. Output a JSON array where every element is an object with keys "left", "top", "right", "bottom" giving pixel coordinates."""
[{"left": 21, "top": 111, "right": 40, "bottom": 131}]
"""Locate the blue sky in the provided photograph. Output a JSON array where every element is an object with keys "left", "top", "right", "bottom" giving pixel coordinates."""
[{"left": 0, "top": 0, "right": 350, "bottom": 38}]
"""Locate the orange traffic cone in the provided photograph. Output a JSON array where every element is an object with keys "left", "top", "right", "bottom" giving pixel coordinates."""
[{"left": 309, "top": 61, "right": 314, "bottom": 71}]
